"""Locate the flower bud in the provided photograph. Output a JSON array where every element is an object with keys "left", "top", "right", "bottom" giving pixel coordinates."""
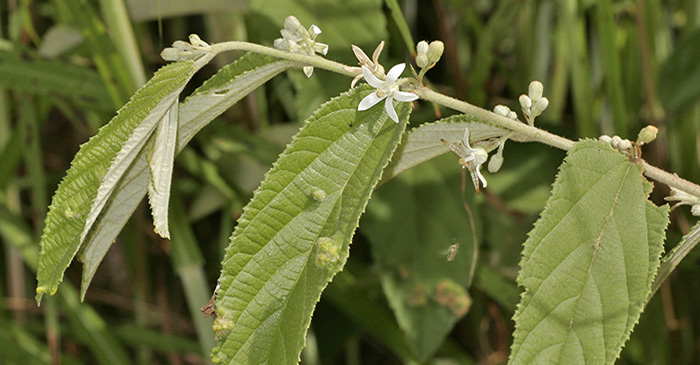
[
  {"left": 692, "top": 205, "right": 700, "bottom": 216},
  {"left": 519, "top": 94, "right": 532, "bottom": 111},
  {"left": 415, "top": 53, "right": 429, "bottom": 69},
  {"left": 528, "top": 80, "right": 543, "bottom": 100},
  {"left": 488, "top": 154, "right": 504, "bottom": 173},
  {"left": 599, "top": 135, "right": 612, "bottom": 143},
  {"left": 416, "top": 41, "right": 429, "bottom": 55},
  {"left": 160, "top": 48, "right": 180, "bottom": 61},
  {"left": 531, "top": 97, "right": 549, "bottom": 116},
  {"left": 427, "top": 41, "right": 444, "bottom": 63},
  {"left": 637, "top": 125, "right": 658, "bottom": 145},
  {"left": 284, "top": 15, "right": 302, "bottom": 31},
  {"left": 494, "top": 105, "right": 510, "bottom": 117}
]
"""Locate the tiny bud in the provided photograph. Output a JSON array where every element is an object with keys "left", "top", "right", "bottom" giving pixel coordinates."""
[
  {"left": 427, "top": 41, "right": 445, "bottom": 63},
  {"left": 611, "top": 135, "right": 622, "bottom": 148},
  {"left": 599, "top": 135, "right": 613, "bottom": 143},
  {"left": 284, "top": 16, "right": 302, "bottom": 31},
  {"left": 507, "top": 110, "right": 518, "bottom": 119},
  {"left": 416, "top": 41, "right": 429, "bottom": 55},
  {"left": 488, "top": 154, "right": 504, "bottom": 173},
  {"left": 415, "top": 53, "right": 429, "bottom": 68},
  {"left": 531, "top": 97, "right": 549, "bottom": 116},
  {"left": 637, "top": 125, "right": 658, "bottom": 145},
  {"left": 160, "top": 48, "right": 180, "bottom": 61},
  {"left": 273, "top": 38, "right": 288, "bottom": 51},
  {"left": 494, "top": 105, "right": 510, "bottom": 117},
  {"left": 519, "top": 94, "right": 532, "bottom": 111},
  {"left": 692, "top": 205, "right": 700, "bottom": 216},
  {"left": 188, "top": 34, "right": 208, "bottom": 47},
  {"left": 303, "top": 66, "right": 314, "bottom": 78},
  {"left": 618, "top": 139, "right": 633, "bottom": 150},
  {"left": 528, "top": 80, "right": 544, "bottom": 100}
]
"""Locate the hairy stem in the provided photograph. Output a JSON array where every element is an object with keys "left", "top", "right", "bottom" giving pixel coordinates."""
[{"left": 207, "top": 40, "right": 700, "bottom": 198}]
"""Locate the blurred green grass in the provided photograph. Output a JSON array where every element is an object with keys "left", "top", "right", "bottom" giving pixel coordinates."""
[{"left": 1, "top": 0, "right": 699, "bottom": 363}]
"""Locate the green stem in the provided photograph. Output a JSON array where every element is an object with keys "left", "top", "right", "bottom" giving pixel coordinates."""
[{"left": 209, "top": 41, "right": 355, "bottom": 77}]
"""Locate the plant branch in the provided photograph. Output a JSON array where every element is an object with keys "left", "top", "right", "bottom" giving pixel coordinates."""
[{"left": 210, "top": 41, "right": 356, "bottom": 77}]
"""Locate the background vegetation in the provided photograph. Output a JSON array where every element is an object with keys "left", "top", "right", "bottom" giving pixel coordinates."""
[{"left": 1, "top": 0, "right": 699, "bottom": 363}]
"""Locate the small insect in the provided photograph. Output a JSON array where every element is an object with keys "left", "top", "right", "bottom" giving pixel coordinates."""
[
  {"left": 201, "top": 282, "right": 220, "bottom": 318},
  {"left": 440, "top": 128, "right": 488, "bottom": 193},
  {"left": 446, "top": 243, "right": 460, "bottom": 261}
]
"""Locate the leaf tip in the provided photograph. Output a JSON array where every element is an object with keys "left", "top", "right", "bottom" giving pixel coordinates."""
[{"left": 35, "top": 285, "right": 56, "bottom": 306}]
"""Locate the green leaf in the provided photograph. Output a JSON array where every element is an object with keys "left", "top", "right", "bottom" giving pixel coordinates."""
[
  {"left": 510, "top": 140, "right": 669, "bottom": 364},
  {"left": 362, "top": 155, "right": 477, "bottom": 361},
  {"left": 212, "top": 85, "right": 411, "bottom": 364},
  {"left": 78, "top": 53, "right": 291, "bottom": 299},
  {"left": 147, "top": 101, "right": 179, "bottom": 238},
  {"left": 658, "top": 28, "right": 700, "bottom": 113},
  {"left": 36, "top": 54, "right": 214, "bottom": 303},
  {"left": 381, "top": 114, "right": 518, "bottom": 184}
]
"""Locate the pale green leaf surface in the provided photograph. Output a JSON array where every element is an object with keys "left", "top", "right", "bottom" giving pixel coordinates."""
[
  {"left": 363, "top": 155, "right": 477, "bottom": 361},
  {"left": 147, "top": 102, "right": 179, "bottom": 238},
  {"left": 382, "top": 115, "right": 519, "bottom": 183},
  {"left": 510, "top": 140, "right": 669, "bottom": 364},
  {"left": 212, "top": 85, "right": 410, "bottom": 364},
  {"left": 36, "top": 58, "right": 204, "bottom": 303},
  {"left": 79, "top": 54, "right": 292, "bottom": 299}
]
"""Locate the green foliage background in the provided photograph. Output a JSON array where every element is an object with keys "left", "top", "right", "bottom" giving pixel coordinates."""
[{"left": 1, "top": 0, "right": 700, "bottom": 363}]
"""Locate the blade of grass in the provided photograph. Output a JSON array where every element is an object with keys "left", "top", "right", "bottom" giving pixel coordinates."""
[
  {"left": 169, "top": 195, "right": 215, "bottom": 357},
  {"left": 384, "top": 0, "right": 415, "bottom": 55},
  {"left": 595, "top": 0, "right": 629, "bottom": 136},
  {"left": 98, "top": 0, "right": 147, "bottom": 88}
]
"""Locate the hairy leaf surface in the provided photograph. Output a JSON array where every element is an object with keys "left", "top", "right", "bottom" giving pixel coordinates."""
[
  {"left": 212, "top": 85, "right": 410, "bottom": 364},
  {"left": 510, "top": 140, "right": 669, "bottom": 364}
]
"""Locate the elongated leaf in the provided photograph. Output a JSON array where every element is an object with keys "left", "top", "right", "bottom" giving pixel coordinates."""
[
  {"left": 36, "top": 54, "right": 214, "bottom": 303},
  {"left": 79, "top": 54, "right": 292, "bottom": 298},
  {"left": 211, "top": 85, "right": 411, "bottom": 364},
  {"left": 363, "top": 155, "right": 477, "bottom": 361},
  {"left": 147, "top": 102, "right": 179, "bottom": 238},
  {"left": 510, "top": 140, "right": 669, "bottom": 364},
  {"left": 382, "top": 115, "right": 522, "bottom": 183}
]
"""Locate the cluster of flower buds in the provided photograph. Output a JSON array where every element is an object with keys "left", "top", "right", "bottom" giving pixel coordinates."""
[
  {"left": 161, "top": 34, "right": 211, "bottom": 61},
  {"left": 666, "top": 186, "right": 700, "bottom": 216},
  {"left": 599, "top": 134, "right": 634, "bottom": 154},
  {"left": 415, "top": 40, "right": 444, "bottom": 69},
  {"left": 519, "top": 81, "right": 549, "bottom": 125},
  {"left": 273, "top": 16, "right": 329, "bottom": 77}
]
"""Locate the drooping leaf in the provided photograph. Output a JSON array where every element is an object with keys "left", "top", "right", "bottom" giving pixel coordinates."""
[
  {"left": 78, "top": 54, "right": 292, "bottom": 299},
  {"left": 211, "top": 85, "right": 411, "bottom": 364},
  {"left": 147, "top": 101, "right": 179, "bottom": 238},
  {"left": 510, "top": 140, "right": 669, "bottom": 364},
  {"left": 36, "top": 54, "right": 214, "bottom": 303},
  {"left": 381, "top": 114, "right": 521, "bottom": 184},
  {"left": 362, "top": 155, "right": 477, "bottom": 361}
]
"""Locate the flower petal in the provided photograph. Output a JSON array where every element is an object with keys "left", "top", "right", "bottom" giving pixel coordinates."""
[
  {"left": 476, "top": 168, "right": 488, "bottom": 188},
  {"left": 314, "top": 42, "right": 329, "bottom": 55},
  {"left": 393, "top": 90, "right": 419, "bottom": 102},
  {"left": 303, "top": 66, "right": 314, "bottom": 78},
  {"left": 358, "top": 92, "right": 383, "bottom": 111},
  {"left": 462, "top": 128, "right": 472, "bottom": 149},
  {"left": 362, "top": 66, "right": 384, "bottom": 88},
  {"left": 309, "top": 25, "right": 322, "bottom": 37},
  {"left": 384, "top": 97, "right": 399, "bottom": 123},
  {"left": 386, "top": 63, "right": 406, "bottom": 83}
]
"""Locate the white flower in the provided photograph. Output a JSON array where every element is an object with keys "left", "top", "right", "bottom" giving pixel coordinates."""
[
  {"left": 665, "top": 186, "right": 700, "bottom": 216},
  {"left": 440, "top": 127, "right": 489, "bottom": 192},
  {"left": 357, "top": 63, "right": 418, "bottom": 123}
]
